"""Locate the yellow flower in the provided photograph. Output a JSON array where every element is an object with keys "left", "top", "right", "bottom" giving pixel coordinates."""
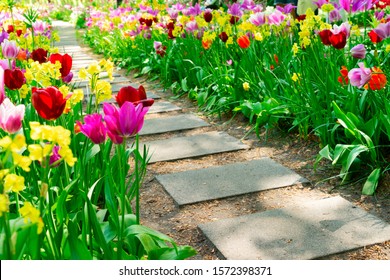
[
  {"left": 321, "top": 3, "right": 335, "bottom": 13},
  {"left": 302, "top": 37, "right": 311, "bottom": 48},
  {"left": 292, "top": 43, "right": 299, "bottom": 56},
  {"left": 0, "top": 136, "right": 12, "bottom": 150},
  {"left": 4, "top": 173, "right": 25, "bottom": 193},
  {"left": 58, "top": 146, "right": 77, "bottom": 167},
  {"left": 243, "top": 82, "right": 250, "bottom": 91},
  {"left": 78, "top": 68, "right": 88, "bottom": 80},
  {"left": 292, "top": 73, "right": 301, "bottom": 82},
  {"left": 19, "top": 202, "right": 44, "bottom": 234},
  {"left": 386, "top": 45, "right": 390, "bottom": 53},
  {"left": 59, "top": 85, "right": 70, "bottom": 98},
  {"left": 12, "top": 153, "right": 31, "bottom": 172},
  {"left": 0, "top": 169, "right": 9, "bottom": 180},
  {"left": 87, "top": 62, "right": 101, "bottom": 76},
  {"left": 254, "top": 32, "right": 263, "bottom": 41},
  {"left": 65, "top": 89, "right": 84, "bottom": 112},
  {"left": 95, "top": 80, "right": 112, "bottom": 103},
  {"left": 19, "top": 84, "right": 29, "bottom": 98},
  {"left": 0, "top": 194, "right": 9, "bottom": 217}
]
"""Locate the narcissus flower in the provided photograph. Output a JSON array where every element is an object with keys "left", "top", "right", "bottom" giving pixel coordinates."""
[
  {"left": 0, "top": 98, "right": 25, "bottom": 134},
  {"left": 0, "top": 194, "right": 9, "bottom": 217},
  {"left": 77, "top": 114, "right": 107, "bottom": 144},
  {"left": 116, "top": 85, "right": 154, "bottom": 108},
  {"left": 243, "top": 82, "right": 250, "bottom": 91},
  {"left": 32, "top": 86, "right": 69, "bottom": 120},
  {"left": 4, "top": 68, "right": 26, "bottom": 90},
  {"left": 19, "top": 202, "right": 44, "bottom": 234},
  {"left": 3, "top": 173, "right": 25, "bottom": 193},
  {"left": 237, "top": 35, "right": 250, "bottom": 49},
  {"left": 103, "top": 102, "right": 149, "bottom": 144},
  {"left": 348, "top": 63, "right": 371, "bottom": 88}
]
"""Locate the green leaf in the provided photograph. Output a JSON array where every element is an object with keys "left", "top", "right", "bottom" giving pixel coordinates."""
[
  {"left": 136, "top": 233, "right": 159, "bottom": 255},
  {"left": 380, "top": 113, "right": 390, "bottom": 141},
  {"left": 362, "top": 168, "right": 381, "bottom": 196},
  {"left": 149, "top": 246, "right": 197, "bottom": 260},
  {"left": 181, "top": 77, "right": 188, "bottom": 92},
  {"left": 86, "top": 144, "right": 101, "bottom": 162},
  {"left": 67, "top": 220, "right": 92, "bottom": 260},
  {"left": 343, "top": 144, "right": 368, "bottom": 175}
]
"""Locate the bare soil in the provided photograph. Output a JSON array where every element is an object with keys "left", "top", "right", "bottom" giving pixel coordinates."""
[{"left": 77, "top": 42, "right": 390, "bottom": 260}]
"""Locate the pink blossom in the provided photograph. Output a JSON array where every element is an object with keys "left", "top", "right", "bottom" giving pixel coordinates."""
[
  {"left": 0, "top": 66, "right": 4, "bottom": 105},
  {"left": 249, "top": 12, "right": 266, "bottom": 26},
  {"left": 268, "top": 10, "right": 286, "bottom": 26},
  {"left": 0, "top": 98, "right": 25, "bottom": 134}
]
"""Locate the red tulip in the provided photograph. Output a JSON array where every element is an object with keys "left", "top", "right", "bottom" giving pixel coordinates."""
[
  {"left": 203, "top": 10, "right": 213, "bottom": 23},
  {"left": 368, "top": 30, "right": 383, "bottom": 44},
  {"left": 4, "top": 68, "right": 26, "bottom": 90},
  {"left": 219, "top": 32, "right": 228, "bottom": 43},
  {"left": 30, "top": 48, "right": 48, "bottom": 63},
  {"left": 49, "top": 53, "right": 72, "bottom": 79},
  {"left": 329, "top": 31, "right": 347, "bottom": 49},
  {"left": 32, "top": 86, "right": 69, "bottom": 120},
  {"left": 319, "top": 29, "right": 332, "bottom": 46},
  {"left": 237, "top": 35, "right": 250, "bottom": 49},
  {"left": 115, "top": 85, "right": 154, "bottom": 108}
]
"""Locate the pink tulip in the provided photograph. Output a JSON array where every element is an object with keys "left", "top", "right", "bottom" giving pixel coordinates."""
[
  {"left": 77, "top": 114, "right": 107, "bottom": 144},
  {"left": 249, "top": 12, "right": 265, "bottom": 26},
  {"left": 373, "top": 22, "right": 390, "bottom": 40},
  {"left": 103, "top": 101, "right": 149, "bottom": 144},
  {"left": 1, "top": 39, "right": 19, "bottom": 59},
  {"left": 0, "top": 98, "right": 25, "bottom": 134},
  {"left": 348, "top": 62, "right": 371, "bottom": 88},
  {"left": 268, "top": 10, "right": 286, "bottom": 26},
  {"left": 0, "top": 66, "right": 5, "bottom": 105}
]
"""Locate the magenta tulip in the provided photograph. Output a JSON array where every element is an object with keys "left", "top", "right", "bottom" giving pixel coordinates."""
[
  {"left": 348, "top": 63, "right": 372, "bottom": 88},
  {"left": 103, "top": 101, "right": 149, "bottom": 144},
  {"left": 77, "top": 114, "right": 107, "bottom": 144}
]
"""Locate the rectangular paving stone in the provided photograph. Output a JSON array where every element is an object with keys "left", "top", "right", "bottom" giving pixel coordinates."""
[
  {"left": 143, "top": 131, "right": 248, "bottom": 163},
  {"left": 156, "top": 158, "right": 308, "bottom": 205},
  {"left": 198, "top": 196, "right": 390, "bottom": 260},
  {"left": 147, "top": 101, "right": 181, "bottom": 114},
  {"left": 140, "top": 114, "right": 209, "bottom": 136}
]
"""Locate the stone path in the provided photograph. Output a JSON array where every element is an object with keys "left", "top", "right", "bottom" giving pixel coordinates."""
[{"left": 53, "top": 21, "right": 390, "bottom": 260}]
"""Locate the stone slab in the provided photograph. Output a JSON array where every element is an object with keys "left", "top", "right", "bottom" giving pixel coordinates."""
[
  {"left": 147, "top": 101, "right": 181, "bottom": 114},
  {"left": 198, "top": 196, "right": 390, "bottom": 260},
  {"left": 156, "top": 158, "right": 308, "bottom": 205},
  {"left": 140, "top": 114, "right": 209, "bottom": 136},
  {"left": 143, "top": 131, "right": 248, "bottom": 163}
]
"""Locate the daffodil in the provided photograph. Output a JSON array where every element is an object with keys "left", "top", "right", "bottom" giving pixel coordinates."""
[
  {"left": 4, "top": 173, "right": 25, "bottom": 193},
  {"left": 0, "top": 194, "right": 9, "bottom": 217},
  {"left": 19, "top": 202, "right": 44, "bottom": 234}
]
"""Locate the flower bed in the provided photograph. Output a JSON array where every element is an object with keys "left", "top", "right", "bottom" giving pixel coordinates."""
[
  {"left": 0, "top": 0, "right": 196, "bottom": 260},
  {"left": 80, "top": 0, "right": 390, "bottom": 195}
]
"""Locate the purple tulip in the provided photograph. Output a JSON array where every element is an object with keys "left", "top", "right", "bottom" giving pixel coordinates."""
[
  {"left": 1, "top": 39, "right": 19, "bottom": 59},
  {"left": 373, "top": 22, "right": 390, "bottom": 40},
  {"left": 228, "top": 3, "right": 243, "bottom": 17},
  {"left": 348, "top": 62, "right": 371, "bottom": 88},
  {"left": 0, "top": 29, "right": 9, "bottom": 44},
  {"left": 329, "top": 9, "right": 342, "bottom": 23},
  {"left": 103, "top": 101, "right": 149, "bottom": 144},
  {"left": 350, "top": 44, "right": 366, "bottom": 59},
  {"left": 0, "top": 98, "right": 25, "bottom": 134},
  {"left": 77, "top": 114, "right": 107, "bottom": 144}
]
